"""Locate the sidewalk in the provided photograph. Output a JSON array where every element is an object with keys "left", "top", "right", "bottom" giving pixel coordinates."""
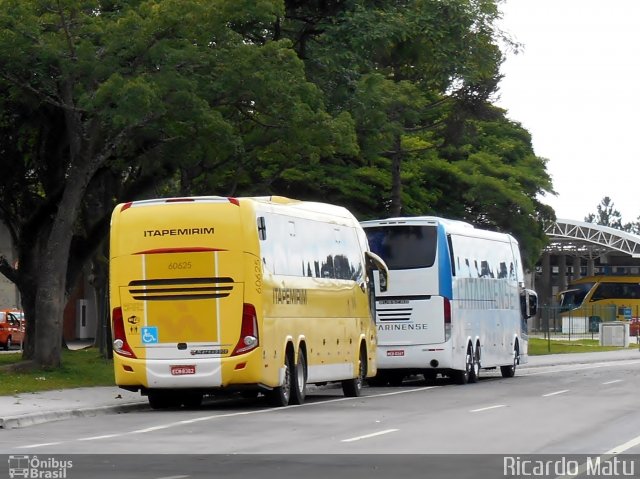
[
  {"left": 1, "top": 348, "right": 638, "bottom": 429},
  {"left": 0, "top": 386, "right": 148, "bottom": 429}
]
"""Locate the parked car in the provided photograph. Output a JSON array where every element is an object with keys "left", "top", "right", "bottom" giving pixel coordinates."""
[{"left": 0, "top": 309, "right": 25, "bottom": 350}]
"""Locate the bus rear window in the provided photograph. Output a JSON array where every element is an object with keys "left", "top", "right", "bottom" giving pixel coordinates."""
[{"left": 365, "top": 225, "right": 437, "bottom": 270}]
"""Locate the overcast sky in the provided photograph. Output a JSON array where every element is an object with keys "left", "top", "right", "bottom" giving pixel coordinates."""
[{"left": 496, "top": 0, "right": 640, "bottom": 223}]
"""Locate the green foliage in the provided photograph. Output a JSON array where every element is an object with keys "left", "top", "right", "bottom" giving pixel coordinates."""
[
  {"left": 0, "top": 0, "right": 558, "bottom": 364},
  {"left": 585, "top": 196, "right": 623, "bottom": 229},
  {"left": 586, "top": 197, "right": 640, "bottom": 234}
]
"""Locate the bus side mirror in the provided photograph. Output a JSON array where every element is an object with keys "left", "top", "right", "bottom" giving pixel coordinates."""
[
  {"left": 521, "top": 289, "right": 538, "bottom": 319},
  {"left": 365, "top": 251, "right": 389, "bottom": 293}
]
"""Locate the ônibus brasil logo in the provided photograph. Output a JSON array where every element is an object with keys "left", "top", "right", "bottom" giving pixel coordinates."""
[{"left": 8, "top": 455, "right": 73, "bottom": 478}]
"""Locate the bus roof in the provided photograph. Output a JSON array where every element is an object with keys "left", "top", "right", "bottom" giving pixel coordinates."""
[
  {"left": 360, "top": 216, "right": 516, "bottom": 243},
  {"left": 115, "top": 195, "right": 356, "bottom": 221},
  {"left": 568, "top": 275, "right": 640, "bottom": 286}
]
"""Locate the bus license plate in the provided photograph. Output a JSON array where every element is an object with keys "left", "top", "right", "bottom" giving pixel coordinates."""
[
  {"left": 170, "top": 365, "right": 196, "bottom": 375},
  {"left": 387, "top": 350, "right": 405, "bottom": 357}
]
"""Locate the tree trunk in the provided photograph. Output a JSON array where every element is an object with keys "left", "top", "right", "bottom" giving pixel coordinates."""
[{"left": 34, "top": 162, "right": 96, "bottom": 368}]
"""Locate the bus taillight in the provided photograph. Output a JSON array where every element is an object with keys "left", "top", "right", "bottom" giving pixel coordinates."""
[
  {"left": 112, "top": 307, "right": 137, "bottom": 358},
  {"left": 444, "top": 298, "right": 451, "bottom": 341},
  {"left": 232, "top": 303, "right": 259, "bottom": 356}
]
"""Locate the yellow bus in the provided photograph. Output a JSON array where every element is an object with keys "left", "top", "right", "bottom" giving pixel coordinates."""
[
  {"left": 109, "top": 196, "right": 388, "bottom": 408},
  {"left": 558, "top": 275, "right": 640, "bottom": 332}
]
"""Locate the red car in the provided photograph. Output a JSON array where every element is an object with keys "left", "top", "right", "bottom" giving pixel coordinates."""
[{"left": 0, "top": 310, "right": 25, "bottom": 350}]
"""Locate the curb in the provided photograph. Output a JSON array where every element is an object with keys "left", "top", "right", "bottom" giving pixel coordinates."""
[{"left": 0, "top": 401, "right": 149, "bottom": 429}]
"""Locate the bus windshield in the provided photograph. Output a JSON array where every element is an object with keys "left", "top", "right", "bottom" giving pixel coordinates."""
[
  {"left": 558, "top": 282, "right": 594, "bottom": 311},
  {"left": 366, "top": 225, "right": 437, "bottom": 270}
]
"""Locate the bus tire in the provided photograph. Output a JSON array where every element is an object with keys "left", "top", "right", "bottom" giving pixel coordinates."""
[
  {"left": 469, "top": 344, "right": 480, "bottom": 383},
  {"left": 267, "top": 352, "right": 293, "bottom": 407},
  {"left": 456, "top": 344, "right": 474, "bottom": 385},
  {"left": 501, "top": 345, "right": 519, "bottom": 378},
  {"left": 290, "top": 349, "right": 307, "bottom": 405},
  {"left": 342, "top": 346, "right": 367, "bottom": 397}
]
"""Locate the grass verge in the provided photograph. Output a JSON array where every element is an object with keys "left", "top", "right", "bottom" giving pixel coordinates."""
[
  {"left": 0, "top": 348, "right": 114, "bottom": 396},
  {"left": 528, "top": 337, "right": 639, "bottom": 355}
]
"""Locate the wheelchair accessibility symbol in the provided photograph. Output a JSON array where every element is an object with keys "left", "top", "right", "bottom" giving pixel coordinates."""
[{"left": 141, "top": 326, "right": 159, "bottom": 344}]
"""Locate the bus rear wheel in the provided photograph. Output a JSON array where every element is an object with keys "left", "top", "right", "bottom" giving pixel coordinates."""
[
  {"left": 469, "top": 344, "right": 480, "bottom": 383},
  {"left": 501, "top": 346, "right": 519, "bottom": 378},
  {"left": 456, "top": 344, "right": 474, "bottom": 385},
  {"left": 290, "top": 350, "right": 307, "bottom": 405},
  {"left": 267, "top": 352, "right": 294, "bottom": 407},
  {"left": 342, "top": 347, "right": 367, "bottom": 397}
]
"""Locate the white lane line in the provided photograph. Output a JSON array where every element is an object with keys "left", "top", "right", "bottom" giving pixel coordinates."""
[
  {"left": 157, "top": 476, "right": 189, "bottom": 479},
  {"left": 542, "top": 389, "right": 569, "bottom": 397},
  {"left": 605, "top": 433, "right": 640, "bottom": 454},
  {"left": 602, "top": 379, "right": 623, "bottom": 385},
  {"left": 16, "top": 442, "right": 62, "bottom": 449},
  {"left": 552, "top": 434, "right": 640, "bottom": 479},
  {"left": 341, "top": 429, "right": 399, "bottom": 443},
  {"left": 16, "top": 385, "right": 439, "bottom": 449},
  {"left": 470, "top": 404, "right": 506, "bottom": 413},
  {"left": 77, "top": 434, "right": 121, "bottom": 441}
]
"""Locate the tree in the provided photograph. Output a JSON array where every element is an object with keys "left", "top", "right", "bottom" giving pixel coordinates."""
[
  {"left": 585, "top": 197, "right": 623, "bottom": 229},
  {"left": 0, "top": 0, "right": 354, "bottom": 367},
  {"left": 276, "top": 0, "right": 554, "bottom": 266},
  {"left": 0, "top": 0, "right": 557, "bottom": 368},
  {"left": 281, "top": 0, "right": 510, "bottom": 216}
]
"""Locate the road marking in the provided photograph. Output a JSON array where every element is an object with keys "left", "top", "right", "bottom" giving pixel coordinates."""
[
  {"left": 77, "top": 434, "right": 120, "bottom": 441},
  {"left": 602, "top": 379, "right": 623, "bottom": 385},
  {"left": 551, "top": 434, "right": 640, "bottom": 479},
  {"left": 470, "top": 404, "right": 506, "bottom": 413},
  {"left": 605, "top": 433, "right": 640, "bottom": 454},
  {"left": 15, "top": 386, "right": 438, "bottom": 449},
  {"left": 16, "top": 442, "right": 62, "bottom": 449},
  {"left": 542, "top": 389, "right": 569, "bottom": 397},
  {"left": 521, "top": 359, "right": 640, "bottom": 376},
  {"left": 157, "top": 476, "right": 189, "bottom": 479},
  {"left": 341, "top": 429, "right": 399, "bottom": 442}
]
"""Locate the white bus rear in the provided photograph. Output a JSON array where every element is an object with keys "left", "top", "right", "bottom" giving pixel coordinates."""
[{"left": 362, "top": 216, "right": 537, "bottom": 385}]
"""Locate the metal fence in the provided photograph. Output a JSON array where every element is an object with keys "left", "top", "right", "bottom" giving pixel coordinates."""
[{"left": 531, "top": 304, "right": 640, "bottom": 340}]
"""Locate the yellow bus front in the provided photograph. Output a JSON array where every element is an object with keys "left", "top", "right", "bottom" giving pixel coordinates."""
[{"left": 109, "top": 197, "right": 269, "bottom": 392}]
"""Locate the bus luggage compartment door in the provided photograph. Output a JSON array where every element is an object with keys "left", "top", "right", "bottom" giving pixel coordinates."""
[{"left": 376, "top": 296, "right": 446, "bottom": 345}]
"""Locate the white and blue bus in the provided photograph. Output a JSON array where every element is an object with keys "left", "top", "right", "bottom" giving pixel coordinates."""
[{"left": 361, "top": 216, "right": 537, "bottom": 385}]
